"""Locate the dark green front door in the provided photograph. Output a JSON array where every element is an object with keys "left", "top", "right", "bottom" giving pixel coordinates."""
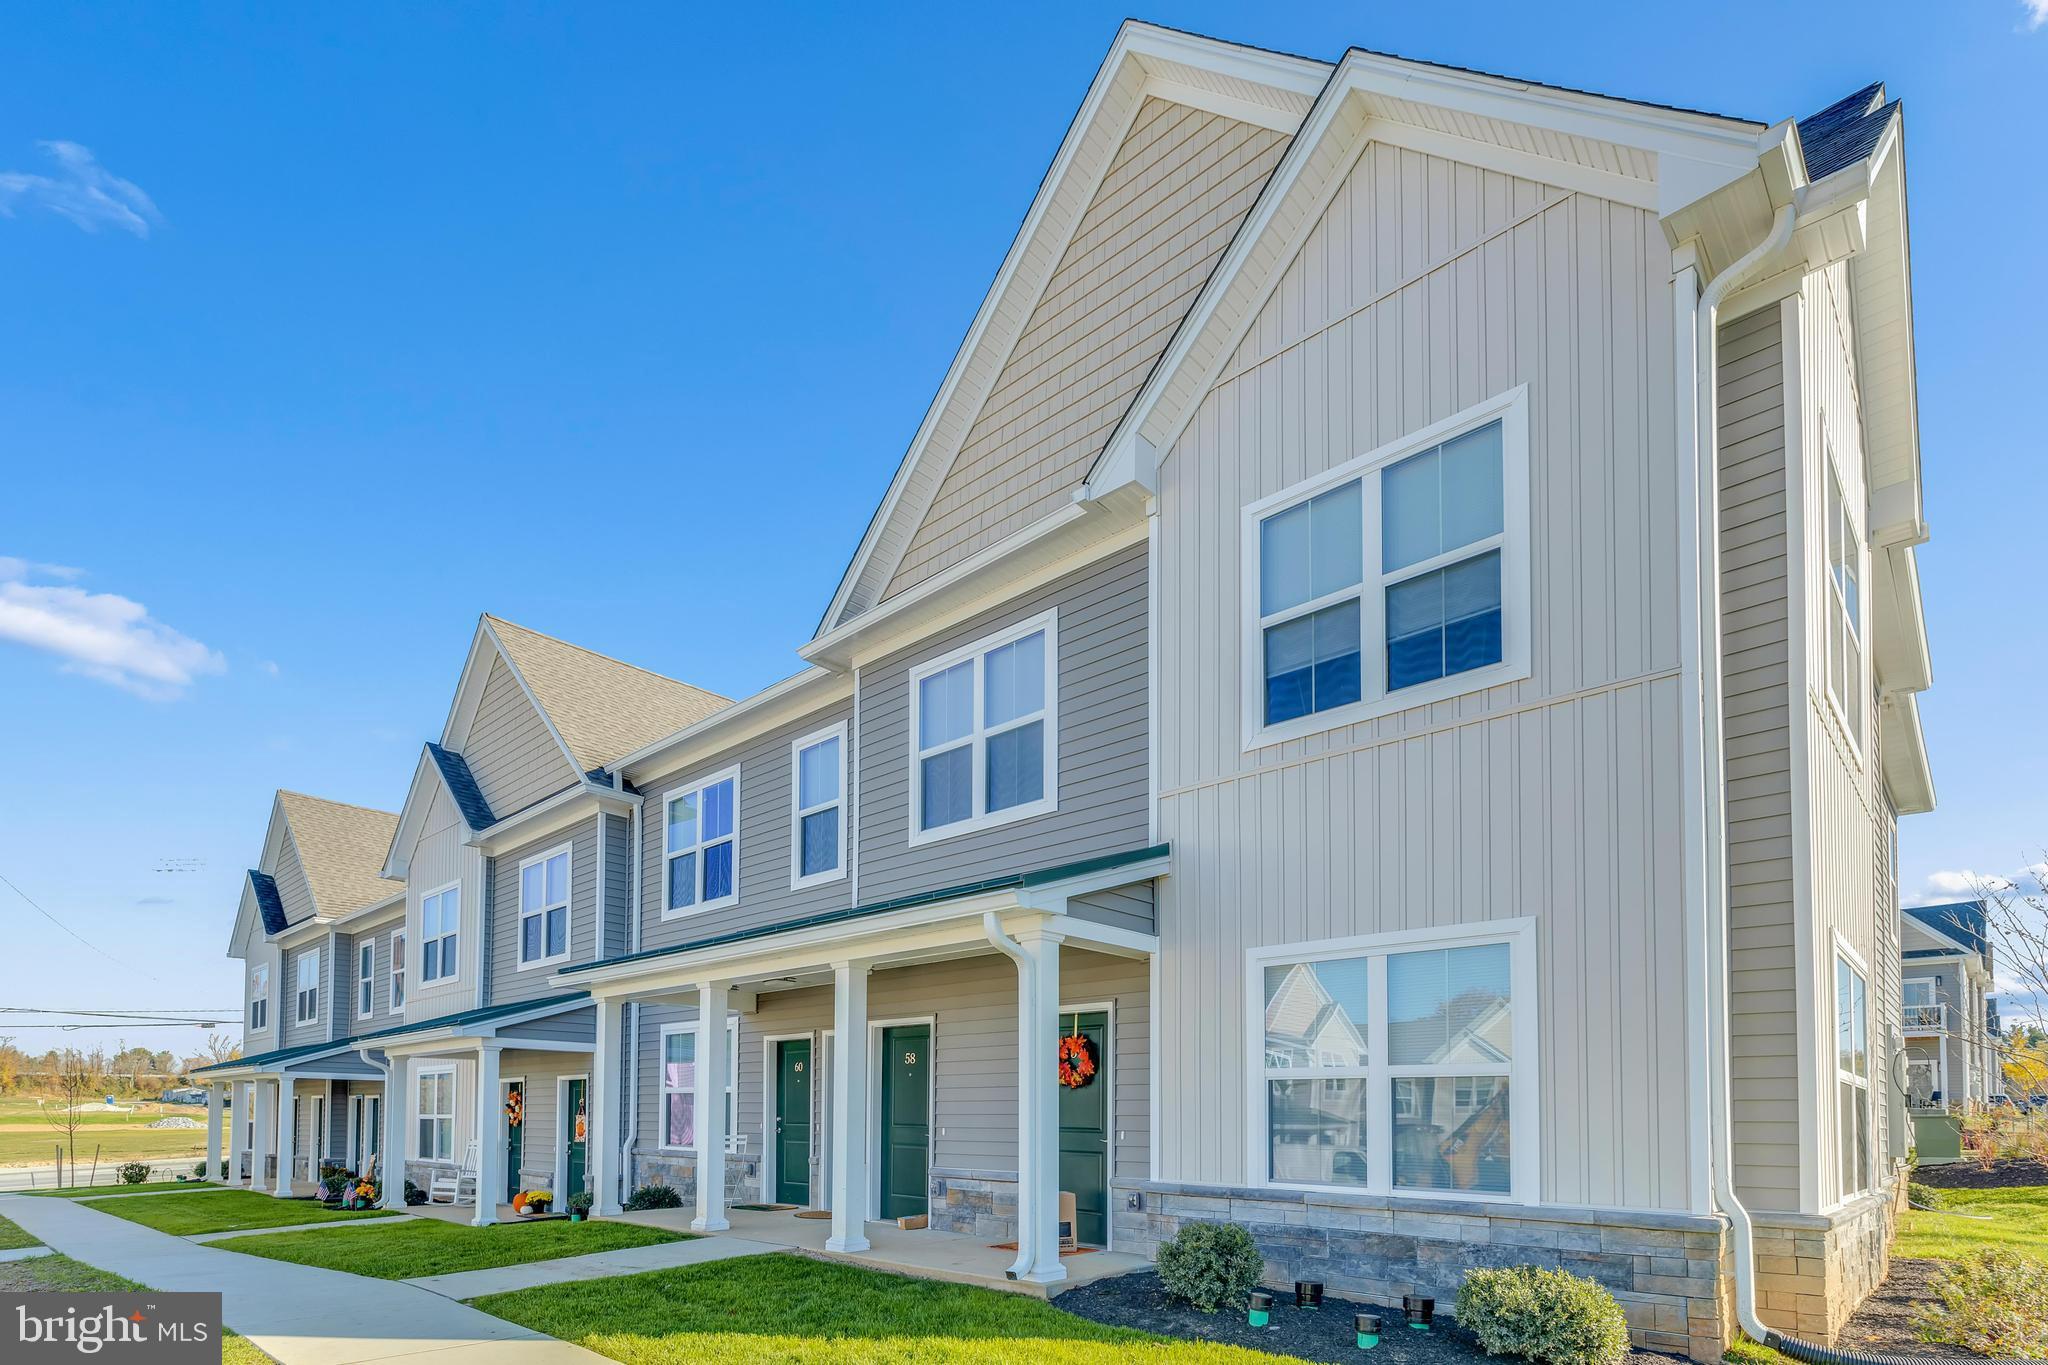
[
  {"left": 1058, "top": 1010, "right": 1110, "bottom": 1247},
  {"left": 878, "top": 1025, "right": 929, "bottom": 1221},
  {"left": 775, "top": 1039, "right": 812, "bottom": 1206},
  {"left": 504, "top": 1081, "right": 524, "bottom": 1202},
  {"left": 564, "top": 1078, "right": 588, "bottom": 1198}
]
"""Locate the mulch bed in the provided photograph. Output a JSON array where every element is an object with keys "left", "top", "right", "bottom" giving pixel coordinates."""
[
  {"left": 1054, "top": 1270, "right": 1685, "bottom": 1363},
  {"left": 1911, "top": 1159, "right": 2048, "bottom": 1191},
  {"left": 1833, "top": 1257, "right": 1986, "bottom": 1358}
]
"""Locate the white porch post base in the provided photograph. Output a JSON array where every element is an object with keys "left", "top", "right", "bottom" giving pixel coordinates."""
[
  {"left": 1014, "top": 926, "right": 1066, "bottom": 1285},
  {"left": 591, "top": 994, "right": 623, "bottom": 1216},
  {"left": 381, "top": 1060, "right": 409, "bottom": 1210},
  {"left": 272, "top": 1079, "right": 296, "bottom": 1198},
  {"left": 205, "top": 1084, "right": 225, "bottom": 1184},
  {"left": 693, "top": 981, "right": 732, "bottom": 1232},
  {"left": 826, "top": 959, "right": 872, "bottom": 1254},
  {"left": 473, "top": 1045, "right": 503, "bottom": 1227}
]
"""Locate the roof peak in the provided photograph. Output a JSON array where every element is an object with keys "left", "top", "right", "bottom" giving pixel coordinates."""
[
  {"left": 483, "top": 613, "right": 728, "bottom": 699},
  {"left": 275, "top": 788, "right": 398, "bottom": 818}
]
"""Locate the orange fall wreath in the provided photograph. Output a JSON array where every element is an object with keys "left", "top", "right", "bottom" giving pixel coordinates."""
[{"left": 1058, "top": 1033, "right": 1096, "bottom": 1088}]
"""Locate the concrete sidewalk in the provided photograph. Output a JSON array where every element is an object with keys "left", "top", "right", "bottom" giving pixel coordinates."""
[
  {"left": 404, "top": 1234, "right": 781, "bottom": 1299},
  {"left": 0, "top": 1193, "right": 605, "bottom": 1365}
]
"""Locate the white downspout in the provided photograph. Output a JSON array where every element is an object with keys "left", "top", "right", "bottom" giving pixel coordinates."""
[
  {"left": 983, "top": 912, "right": 1037, "bottom": 1281},
  {"left": 621, "top": 794, "right": 643, "bottom": 1207},
  {"left": 1694, "top": 200, "right": 1797, "bottom": 1347}
]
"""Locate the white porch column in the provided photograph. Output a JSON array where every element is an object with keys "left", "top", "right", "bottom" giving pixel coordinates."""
[
  {"left": 205, "top": 1084, "right": 225, "bottom": 1184},
  {"left": 826, "top": 959, "right": 872, "bottom": 1254},
  {"left": 693, "top": 981, "right": 732, "bottom": 1232},
  {"left": 225, "top": 1083, "right": 246, "bottom": 1185},
  {"left": 250, "top": 1080, "right": 272, "bottom": 1189},
  {"left": 382, "top": 1059, "right": 410, "bottom": 1209},
  {"left": 473, "top": 1044, "right": 503, "bottom": 1227},
  {"left": 272, "top": 1079, "right": 296, "bottom": 1197},
  {"left": 590, "top": 993, "right": 622, "bottom": 1216},
  {"left": 1013, "top": 925, "right": 1066, "bottom": 1285}
]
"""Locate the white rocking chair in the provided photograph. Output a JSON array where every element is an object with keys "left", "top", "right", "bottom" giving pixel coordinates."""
[{"left": 428, "top": 1141, "right": 479, "bottom": 1205}]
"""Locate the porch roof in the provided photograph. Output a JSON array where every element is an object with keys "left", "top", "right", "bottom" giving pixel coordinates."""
[
  {"left": 193, "top": 1036, "right": 360, "bottom": 1076},
  {"left": 556, "top": 842, "right": 1169, "bottom": 980},
  {"left": 193, "top": 991, "right": 592, "bottom": 1077}
]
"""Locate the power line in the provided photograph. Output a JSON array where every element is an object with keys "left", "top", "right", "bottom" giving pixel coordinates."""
[{"left": 0, "top": 870, "right": 163, "bottom": 983}]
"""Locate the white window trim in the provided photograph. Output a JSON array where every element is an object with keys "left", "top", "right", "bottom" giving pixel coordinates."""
[
  {"left": 661, "top": 765, "right": 742, "bottom": 919},
  {"left": 1832, "top": 938, "right": 1874, "bottom": 1204},
  {"left": 1240, "top": 387, "right": 1531, "bottom": 751},
  {"left": 789, "top": 721, "right": 849, "bottom": 890},
  {"left": 1821, "top": 442, "right": 1866, "bottom": 763},
  {"left": 294, "top": 947, "right": 321, "bottom": 1026},
  {"left": 413, "top": 1063, "right": 456, "bottom": 1162},
  {"left": 515, "top": 842, "right": 574, "bottom": 971},
  {"left": 1244, "top": 916, "right": 1540, "bottom": 1205},
  {"left": 657, "top": 1018, "right": 740, "bottom": 1153},
  {"left": 357, "top": 941, "right": 376, "bottom": 1020},
  {"left": 418, "top": 881, "right": 461, "bottom": 985},
  {"left": 906, "top": 609, "right": 1060, "bottom": 848},
  {"left": 248, "top": 965, "right": 270, "bottom": 1034},
  {"left": 389, "top": 929, "right": 406, "bottom": 1011}
]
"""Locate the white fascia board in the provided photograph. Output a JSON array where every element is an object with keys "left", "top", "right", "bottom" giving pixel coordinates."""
[
  {"left": 466, "top": 781, "right": 640, "bottom": 855},
  {"left": 439, "top": 619, "right": 500, "bottom": 751},
  {"left": 1880, "top": 691, "right": 1936, "bottom": 816},
  {"left": 616, "top": 667, "right": 850, "bottom": 788}
]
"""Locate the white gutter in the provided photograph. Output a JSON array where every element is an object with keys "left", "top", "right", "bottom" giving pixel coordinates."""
[
  {"left": 982, "top": 912, "right": 1037, "bottom": 1281},
  {"left": 621, "top": 786, "right": 644, "bottom": 1205}
]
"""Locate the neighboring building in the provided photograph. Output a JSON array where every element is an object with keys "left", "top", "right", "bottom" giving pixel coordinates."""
[
  {"left": 1900, "top": 901, "right": 2000, "bottom": 1109},
  {"left": 197, "top": 23, "right": 1938, "bottom": 1358}
]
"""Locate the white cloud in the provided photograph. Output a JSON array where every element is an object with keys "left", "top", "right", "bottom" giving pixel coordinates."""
[
  {"left": 259, "top": 659, "right": 281, "bottom": 678},
  {"left": 0, "top": 558, "right": 224, "bottom": 699},
  {"left": 0, "top": 141, "right": 159, "bottom": 237},
  {"left": 2026, "top": 0, "right": 2048, "bottom": 30}
]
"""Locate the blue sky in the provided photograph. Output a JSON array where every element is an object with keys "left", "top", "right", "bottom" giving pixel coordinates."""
[{"left": 3, "top": 3, "right": 2043, "bottom": 1055}]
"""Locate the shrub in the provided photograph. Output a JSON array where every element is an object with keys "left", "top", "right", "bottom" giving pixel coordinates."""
[
  {"left": 1916, "top": 1248, "right": 2048, "bottom": 1358},
  {"left": 568, "top": 1190, "right": 593, "bottom": 1216},
  {"left": 1456, "top": 1265, "right": 1632, "bottom": 1365},
  {"left": 624, "top": 1182, "right": 683, "bottom": 1211},
  {"left": 404, "top": 1179, "right": 427, "bottom": 1207},
  {"left": 217, "top": 1160, "right": 228, "bottom": 1180},
  {"left": 1156, "top": 1221, "right": 1264, "bottom": 1313},
  {"left": 192, "top": 1161, "right": 207, "bottom": 1179},
  {"left": 117, "top": 1162, "right": 153, "bottom": 1185},
  {"left": 1907, "top": 1180, "right": 1948, "bottom": 1211}
]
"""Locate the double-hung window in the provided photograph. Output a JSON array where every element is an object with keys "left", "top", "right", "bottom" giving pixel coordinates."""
[
  {"left": 390, "top": 930, "right": 406, "bottom": 1009},
  {"left": 1836, "top": 954, "right": 1871, "bottom": 1196},
  {"left": 294, "top": 948, "right": 320, "bottom": 1025},
  {"left": 658, "top": 1018, "right": 739, "bottom": 1151},
  {"left": 357, "top": 942, "right": 375, "bottom": 1019},
  {"left": 1825, "top": 456, "right": 1865, "bottom": 750},
  {"left": 1244, "top": 390, "right": 1526, "bottom": 746},
  {"left": 1254, "top": 923, "right": 1530, "bottom": 1200},
  {"left": 665, "top": 769, "right": 738, "bottom": 915},
  {"left": 518, "top": 845, "right": 571, "bottom": 967},
  {"left": 790, "top": 723, "right": 847, "bottom": 888},
  {"left": 248, "top": 965, "right": 269, "bottom": 1032},
  {"left": 415, "top": 1067, "right": 454, "bottom": 1161},
  {"left": 420, "top": 886, "right": 459, "bottom": 983},
  {"left": 910, "top": 611, "right": 1057, "bottom": 843}
]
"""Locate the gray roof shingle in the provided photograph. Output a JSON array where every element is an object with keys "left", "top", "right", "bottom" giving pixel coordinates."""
[
  {"left": 1797, "top": 81, "right": 1898, "bottom": 181},
  {"left": 247, "top": 870, "right": 288, "bottom": 935},
  {"left": 427, "top": 742, "right": 496, "bottom": 831}
]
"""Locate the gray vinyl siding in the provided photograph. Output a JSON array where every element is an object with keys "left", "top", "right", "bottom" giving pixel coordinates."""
[
  {"left": 469, "top": 655, "right": 579, "bottom": 819},
  {"left": 1717, "top": 305, "right": 1799, "bottom": 1212},
  {"left": 341, "top": 914, "right": 403, "bottom": 1028},
  {"left": 633, "top": 701, "right": 856, "bottom": 954},
  {"left": 601, "top": 812, "right": 631, "bottom": 959},
  {"left": 629, "top": 946, "right": 1148, "bottom": 1184},
  {"left": 856, "top": 544, "right": 1150, "bottom": 904},
  {"left": 497, "top": 1005, "right": 596, "bottom": 1046},
  {"left": 489, "top": 818, "right": 603, "bottom": 1006},
  {"left": 1070, "top": 883, "right": 1155, "bottom": 937},
  {"left": 274, "top": 832, "right": 316, "bottom": 924},
  {"left": 281, "top": 940, "right": 329, "bottom": 1049}
]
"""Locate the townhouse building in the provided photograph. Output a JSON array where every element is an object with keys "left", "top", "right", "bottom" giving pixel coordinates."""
[
  {"left": 199, "top": 24, "right": 1938, "bottom": 1358},
  {"left": 1899, "top": 901, "right": 2000, "bottom": 1110}
]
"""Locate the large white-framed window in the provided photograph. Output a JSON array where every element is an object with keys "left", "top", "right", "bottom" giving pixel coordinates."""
[
  {"left": 1824, "top": 451, "right": 1865, "bottom": 754},
  {"left": 664, "top": 768, "right": 739, "bottom": 916},
  {"left": 517, "top": 844, "right": 572, "bottom": 968},
  {"left": 389, "top": 930, "right": 406, "bottom": 1010},
  {"left": 420, "top": 884, "right": 459, "bottom": 984},
  {"left": 908, "top": 610, "right": 1058, "bottom": 845},
  {"left": 1248, "top": 918, "right": 1536, "bottom": 1202},
  {"left": 248, "top": 964, "right": 269, "bottom": 1033},
  {"left": 294, "top": 947, "right": 320, "bottom": 1025},
  {"left": 357, "top": 941, "right": 376, "bottom": 1020},
  {"left": 1242, "top": 388, "right": 1529, "bottom": 749},
  {"left": 414, "top": 1065, "right": 455, "bottom": 1161},
  {"left": 790, "top": 722, "right": 848, "bottom": 889},
  {"left": 658, "top": 1017, "right": 740, "bottom": 1151},
  {"left": 1836, "top": 950, "right": 1872, "bottom": 1198}
]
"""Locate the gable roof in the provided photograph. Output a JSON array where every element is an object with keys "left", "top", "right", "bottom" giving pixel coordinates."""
[
  {"left": 247, "top": 870, "right": 288, "bottom": 935},
  {"left": 1905, "top": 901, "right": 1990, "bottom": 963},
  {"left": 1796, "top": 82, "right": 1898, "bottom": 181},
  {"left": 480, "top": 615, "right": 729, "bottom": 778},
  {"left": 274, "top": 791, "right": 404, "bottom": 919},
  {"left": 427, "top": 742, "right": 496, "bottom": 831}
]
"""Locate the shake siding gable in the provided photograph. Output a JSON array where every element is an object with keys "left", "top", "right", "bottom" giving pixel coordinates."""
[
  {"left": 489, "top": 816, "right": 602, "bottom": 1005},
  {"left": 468, "top": 655, "right": 579, "bottom": 818},
  {"left": 1152, "top": 137, "right": 1696, "bottom": 1213},
  {"left": 884, "top": 99, "right": 1288, "bottom": 601},
  {"left": 857, "top": 545, "right": 1149, "bottom": 904}
]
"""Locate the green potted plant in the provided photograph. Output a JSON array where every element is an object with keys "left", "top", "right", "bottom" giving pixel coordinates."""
[{"left": 568, "top": 1190, "right": 593, "bottom": 1222}]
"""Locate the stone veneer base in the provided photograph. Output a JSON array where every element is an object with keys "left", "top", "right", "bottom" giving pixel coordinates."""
[
  {"left": 1750, "top": 1182, "right": 1899, "bottom": 1342},
  {"left": 627, "top": 1150, "right": 761, "bottom": 1207}
]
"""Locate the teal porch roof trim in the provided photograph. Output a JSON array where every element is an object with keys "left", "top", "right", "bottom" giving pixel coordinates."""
[
  {"left": 560, "top": 842, "right": 1169, "bottom": 979},
  {"left": 192, "top": 991, "right": 592, "bottom": 1074},
  {"left": 192, "top": 1036, "right": 357, "bottom": 1075}
]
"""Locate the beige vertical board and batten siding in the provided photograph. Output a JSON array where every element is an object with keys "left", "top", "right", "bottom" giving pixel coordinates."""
[
  {"left": 884, "top": 100, "right": 1287, "bottom": 600},
  {"left": 1153, "top": 138, "right": 1700, "bottom": 1212},
  {"left": 490, "top": 816, "right": 603, "bottom": 1006},
  {"left": 468, "top": 656, "right": 578, "bottom": 818}
]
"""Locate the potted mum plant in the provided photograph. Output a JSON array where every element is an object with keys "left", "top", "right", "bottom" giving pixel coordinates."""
[{"left": 521, "top": 1189, "right": 553, "bottom": 1216}]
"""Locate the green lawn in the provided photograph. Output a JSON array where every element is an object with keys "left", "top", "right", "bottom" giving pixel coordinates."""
[
  {"left": 92, "top": 1189, "right": 402, "bottom": 1236},
  {"left": 472, "top": 1254, "right": 1285, "bottom": 1364},
  {"left": 1898, "top": 1183, "right": 2048, "bottom": 1264},
  {"left": 0, "top": 1126, "right": 210, "bottom": 1167},
  {"left": 224, "top": 1217, "right": 689, "bottom": 1279},
  {"left": 0, "top": 1212, "right": 38, "bottom": 1250},
  {"left": 0, "top": 1251, "right": 271, "bottom": 1364},
  {"left": 26, "top": 1180, "right": 210, "bottom": 1197}
]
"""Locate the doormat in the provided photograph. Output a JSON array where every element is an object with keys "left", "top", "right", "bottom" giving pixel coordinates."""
[
  {"left": 793, "top": 1210, "right": 833, "bottom": 1220},
  {"left": 729, "top": 1203, "right": 798, "bottom": 1211},
  {"left": 988, "top": 1242, "right": 1095, "bottom": 1257}
]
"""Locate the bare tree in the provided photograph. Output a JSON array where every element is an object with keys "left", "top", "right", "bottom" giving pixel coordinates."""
[
  {"left": 201, "top": 1032, "right": 242, "bottom": 1067},
  {"left": 38, "top": 1049, "right": 99, "bottom": 1183},
  {"left": 1974, "top": 859, "right": 2048, "bottom": 1041}
]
